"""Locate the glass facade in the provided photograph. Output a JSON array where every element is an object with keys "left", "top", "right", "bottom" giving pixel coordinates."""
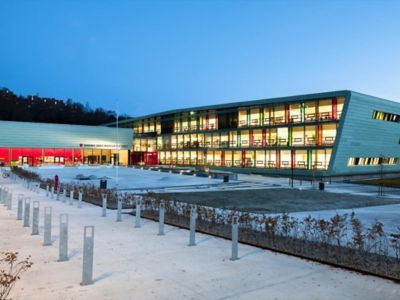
[
  {"left": 0, "top": 147, "right": 129, "bottom": 166},
  {"left": 131, "top": 96, "right": 346, "bottom": 171}
]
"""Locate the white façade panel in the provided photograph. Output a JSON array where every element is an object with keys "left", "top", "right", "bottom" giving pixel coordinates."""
[
  {"left": 0, "top": 121, "right": 133, "bottom": 149},
  {"left": 330, "top": 92, "right": 400, "bottom": 175}
]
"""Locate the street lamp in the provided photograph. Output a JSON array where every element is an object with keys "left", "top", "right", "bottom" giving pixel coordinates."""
[
  {"left": 379, "top": 154, "right": 384, "bottom": 197},
  {"left": 115, "top": 103, "right": 120, "bottom": 191}
]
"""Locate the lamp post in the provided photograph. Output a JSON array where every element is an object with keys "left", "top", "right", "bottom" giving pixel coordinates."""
[
  {"left": 115, "top": 103, "right": 119, "bottom": 191},
  {"left": 379, "top": 154, "right": 383, "bottom": 197},
  {"left": 291, "top": 149, "right": 294, "bottom": 188}
]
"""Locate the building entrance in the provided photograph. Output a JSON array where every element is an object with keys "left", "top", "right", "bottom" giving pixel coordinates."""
[{"left": 21, "top": 156, "right": 34, "bottom": 166}]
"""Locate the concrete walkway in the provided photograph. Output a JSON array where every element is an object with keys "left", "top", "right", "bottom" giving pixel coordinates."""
[{"left": 0, "top": 177, "right": 399, "bottom": 300}]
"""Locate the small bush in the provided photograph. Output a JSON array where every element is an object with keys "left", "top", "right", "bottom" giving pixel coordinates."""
[{"left": 0, "top": 252, "right": 33, "bottom": 300}]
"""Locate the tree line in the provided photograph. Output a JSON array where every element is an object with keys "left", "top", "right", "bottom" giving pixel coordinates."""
[{"left": 0, "top": 88, "right": 130, "bottom": 125}]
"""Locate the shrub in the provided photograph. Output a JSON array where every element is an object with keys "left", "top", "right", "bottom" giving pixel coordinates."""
[{"left": 0, "top": 252, "right": 33, "bottom": 300}]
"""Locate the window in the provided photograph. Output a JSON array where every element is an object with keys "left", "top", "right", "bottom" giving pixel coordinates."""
[
  {"left": 348, "top": 157, "right": 398, "bottom": 166},
  {"left": 277, "top": 127, "right": 288, "bottom": 146},
  {"left": 289, "top": 103, "right": 301, "bottom": 123},
  {"left": 238, "top": 109, "right": 248, "bottom": 127},
  {"left": 372, "top": 111, "right": 400, "bottom": 123},
  {"left": 250, "top": 107, "right": 260, "bottom": 126},
  {"left": 292, "top": 126, "right": 304, "bottom": 146},
  {"left": 318, "top": 99, "right": 332, "bottom": 120}
]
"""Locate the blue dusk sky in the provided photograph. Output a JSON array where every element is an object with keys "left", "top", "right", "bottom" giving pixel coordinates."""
[{"left": 1, "top": 0, "right": 399, "bottom": 116}]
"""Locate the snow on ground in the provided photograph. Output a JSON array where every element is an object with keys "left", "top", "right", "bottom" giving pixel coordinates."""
[
  {"left": 23, "top": 166, "right": 400, "bottom": 234},
  {"left": 289, "top": 204, "right": 400, "bottom": 234},
  {"left": 28, "top": 166, "right": 222, "bottom": 190},
  {"left": 236, "top": 174, "right": 400, "bottom": 233},
  {"left": 1, "top": 177, "right": 400, "bottom": 300},
  {"left": 237, "top": 173, "right": 400, "bottom": 198},
  {"left": 28, "top": 166, "right": 400, "bottom": 198}
]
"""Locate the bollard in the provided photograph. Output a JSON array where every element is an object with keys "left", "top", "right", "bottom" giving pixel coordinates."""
[
  {"left": 23, "top": 198, "right": 31, "bottom": 227},
  {"left": 46, "top": 185, "right": 49, "bottom": 197},
  {"left": 32, "top": 201, "right": 40, "bottom": 235},
  {"left": 81, "top": 226, "right": 95, "bottom": 286},
  {"left": 1, "top": 188, "right": 6, "bottom": 205},
  {"left": 56, "top": 187, "right": 60, "bottom": 201},
  {"left": 51, "top": 186, "right": 54, "bottom": 199},
  {"left": 135, "top": 199, "right": 141, "bottom": 228},
  {"left": 116, "top": 199, "right": 122, "bottom": 222},
  {"left": 59, "top": 214, "right": 69, "bottom": 262},
  {"left": 62, "top": 189, "right": 67, "bottom": 203},
  {"left": 158, "top": 202, "right": 165, "bottom": 235},
  {"left": 3, "top": 190, "right": 8, "bottom": 207},
  {"left": 78, "top": 191, "right": 83, "bottom": 208},
  {"left": 69, "top": 190, "right": 74, "bottom": 206},
  {"left": 2, "top": 189, "right": 6, "bottom": 206},
  {"left": 17, "top": 194, "right": 24, "bottom": 220},
  {"left": 189, "top": 208, "right": 197, "bottom": 246},
  {"left": 102, "top": 194, "right": 107, "bottom": 217},
  {"left": 6, "top": 192, "right": 12, "bottom": 210},
  {"left": 231, "top": 216, "right": 239, "bottom": 261},
  {"left": 43, "top": 207, "right": 52, "bottom": 246},
  {"left": 4, "top": 188, "right": 8, "bottom": 205}
]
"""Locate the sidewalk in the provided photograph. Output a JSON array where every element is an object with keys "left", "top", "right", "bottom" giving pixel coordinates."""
[{"left": 1, "top": 177, "right": 399, "bottom": 300}]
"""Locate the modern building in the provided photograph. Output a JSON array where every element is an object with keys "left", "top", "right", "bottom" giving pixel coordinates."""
[
  {"left": 116, "top": 90, "right": 400, "bottom": 178},
  {"left": 0, "top": 120, "right": 132, "bottom": 166}
]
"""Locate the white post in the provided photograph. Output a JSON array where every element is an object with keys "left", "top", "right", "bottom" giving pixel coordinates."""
[
  {"left": 81, "top": 226, "right": 94, "bottom": 286},
  {"left": 102, "top": 193, "right": 107, "bottom": 217},
  {"left": 17, "top": 194, "right": 24, "bottom": 220},
  {"left": 32, "top": 201, "right": 40, "bottom": 235},
  {"left": 189, "top": 208, "right": 197, "bottom": 246},
  {"left": 158, "top": 202, "right": 165, "bottom": 235},
  {"left": 135, "top": 198, "right": 141, "bottom": 228},
  {"left": 58, "top": 214, "right": 69, "bottom": 262},
  {"left": 116, "top": 198, "right": 122, "bottom": 222},
  {"left": 78, "top": 190, "right": 83, "bottom": 208},
  {"left": 231, "top": 216, "right": 239, "bottom": 261},
  {"left": 0, "top": 187, "right": 4, "bottom": 204},
  {"left": 43, "top": 207, "right": 52, "bottom": 246},
  {"left": 69, "top": 190, "right": 74, "bottom": 206},
  {"left": 6, "top": 191, "right": 12, "bottom": 210},
  {"left": 23, "top": 198, "right": 31, "bottom": 227}
]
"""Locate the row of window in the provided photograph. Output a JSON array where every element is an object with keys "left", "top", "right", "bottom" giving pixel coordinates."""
[
  {"left": 0, "top": 148, "right": 129, "bottom": 166},
  {"left": 134, "top": 97, "right": 345, "bottom": 134},
  {"left": 133, "top": 124, "right": 337, "bottom": 152},
  {"left": 157, "top": 149, "right": 332, "bottom": 170},
  {"left": 372, "top": 110, "right": 400, "bottom": 123},
  {"left": 348, "top": 157, "right": 398, "bottom": 166}
]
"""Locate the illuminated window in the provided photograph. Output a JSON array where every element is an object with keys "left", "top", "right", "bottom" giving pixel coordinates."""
[
  {"left": 372, "top": 111, "right": 400, "bottom": 123},
  {"left": 348, "top": 157, "right": 398, "bottom": 166}
]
